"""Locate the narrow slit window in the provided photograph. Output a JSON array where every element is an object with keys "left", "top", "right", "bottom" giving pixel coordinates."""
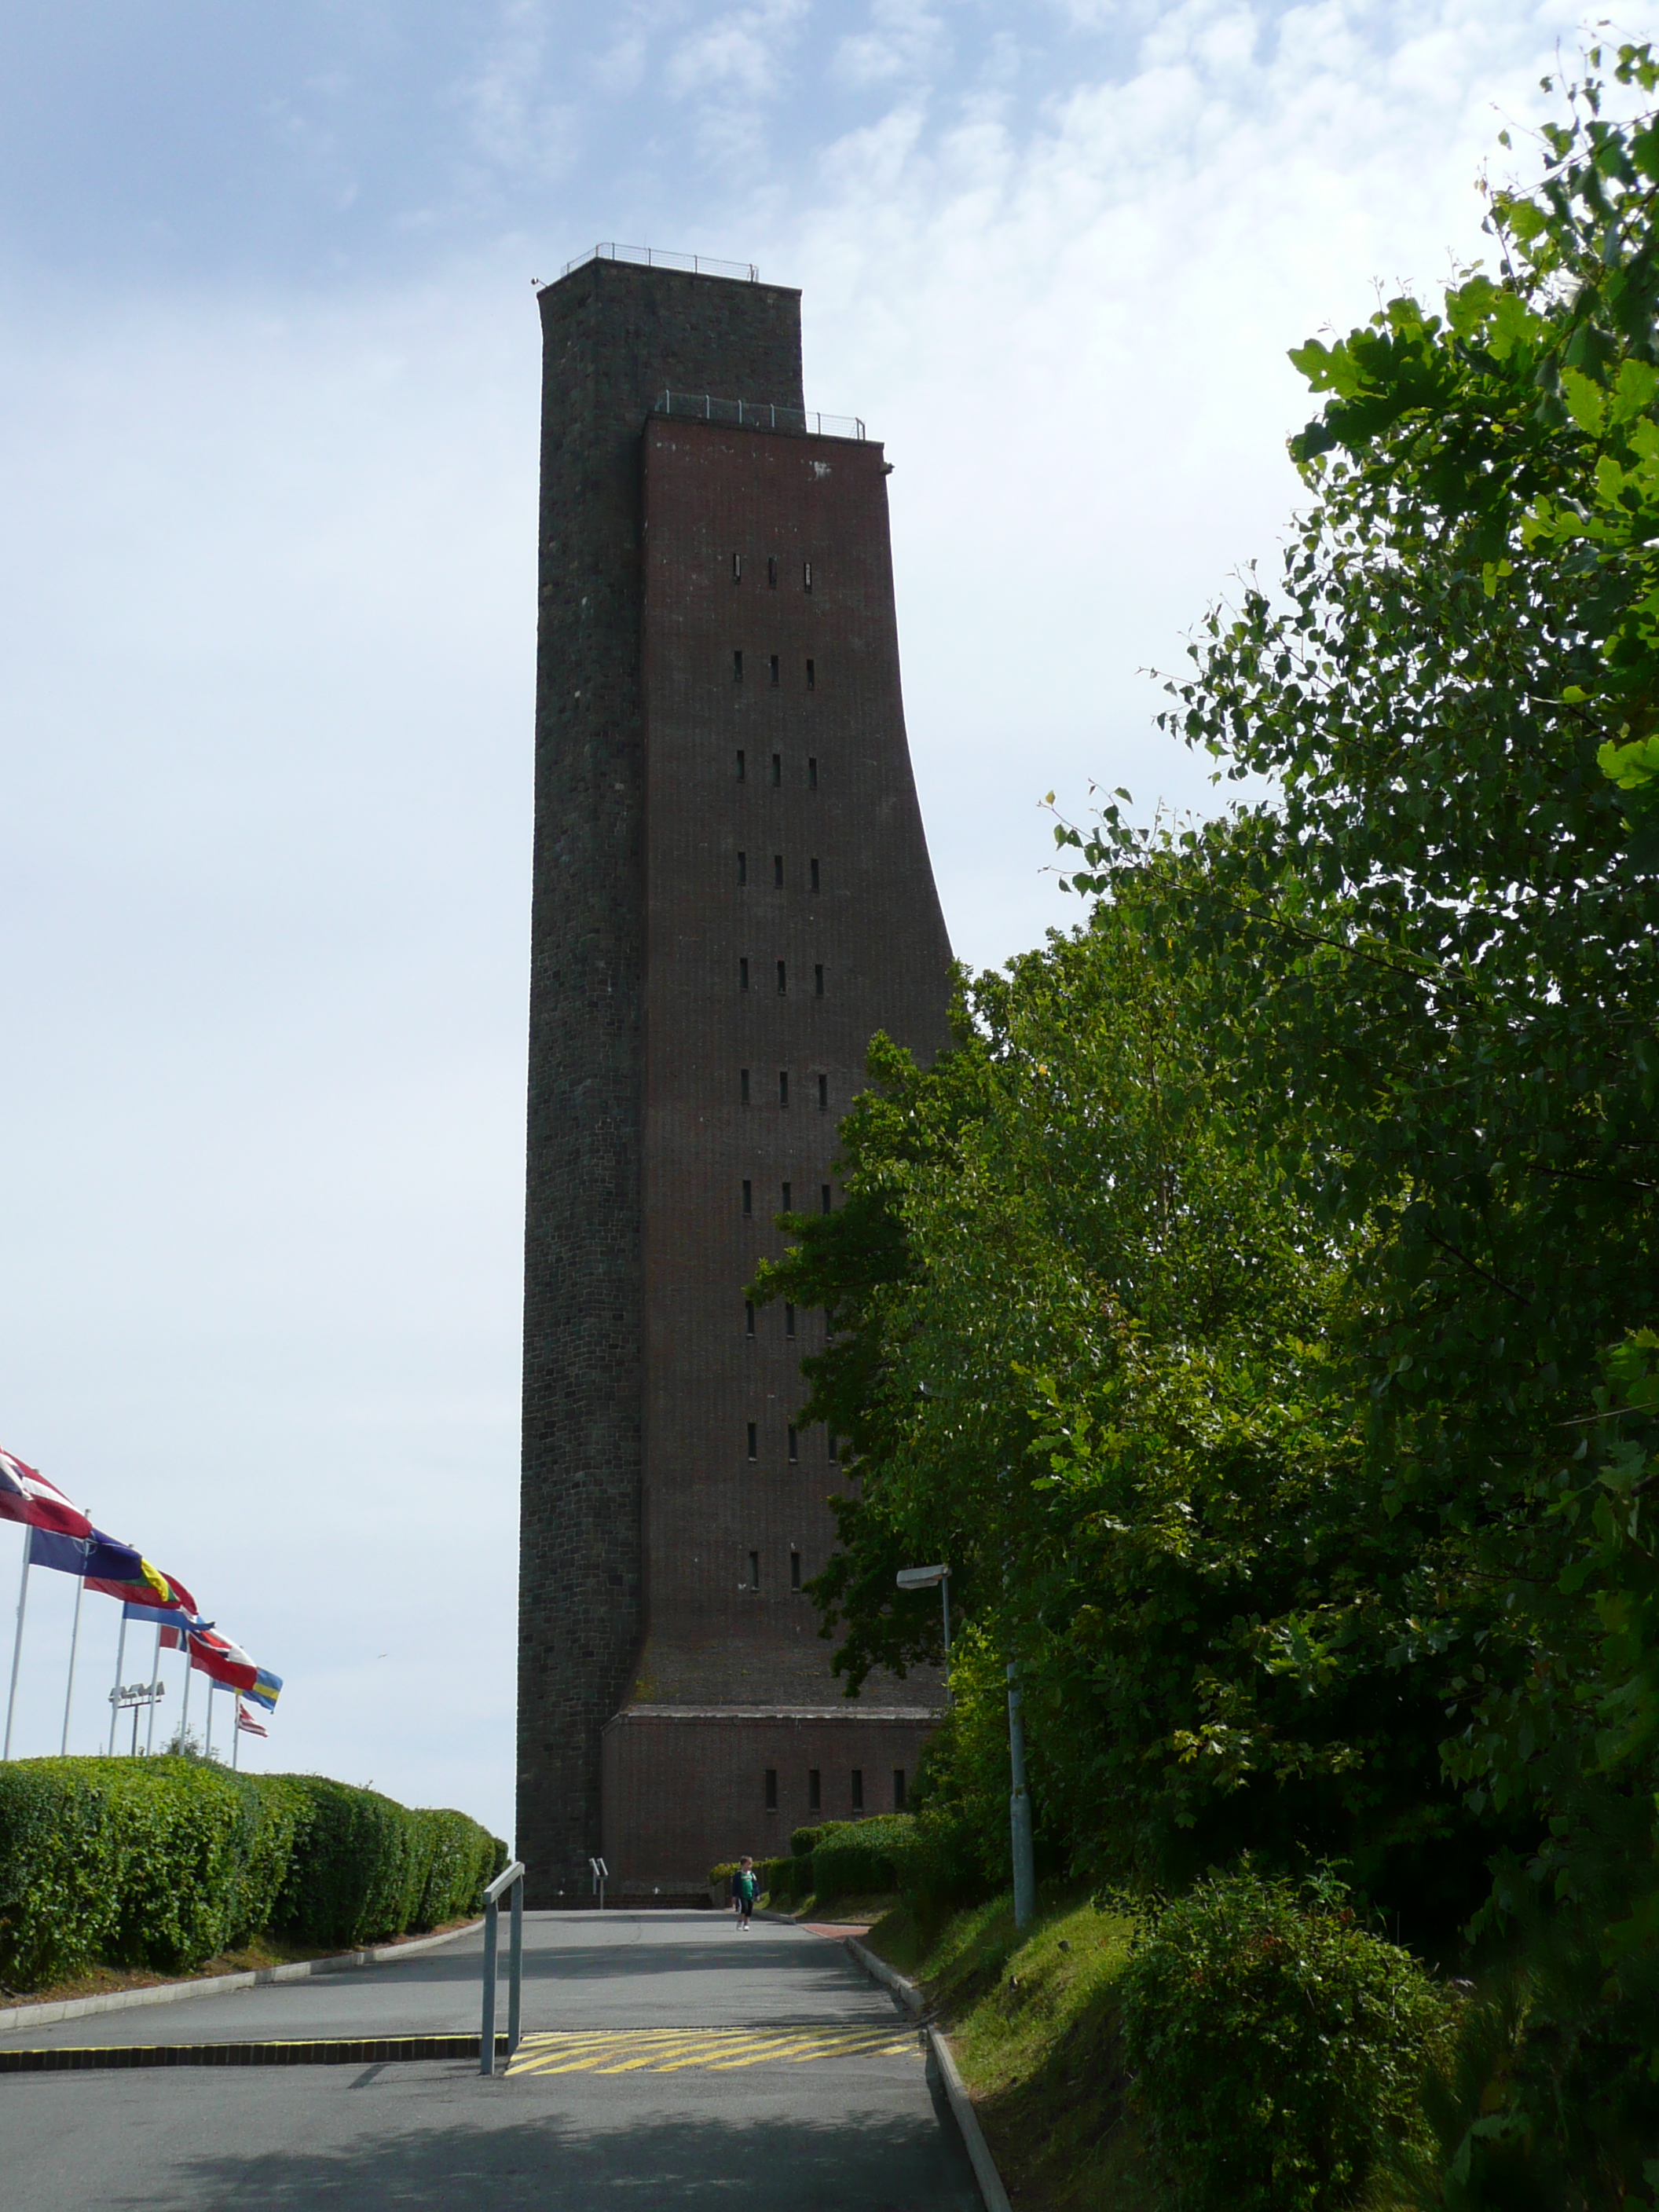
[
  {"left": 746, "top": 1422, "right": 758, "bottom": 1461},
  {"left": 809, "top": 858, "right": 819, "bottom": 892},
  {"left": 791, "top": 1550, "right": 802, "bottom": 1591},
  {"left": 850, "top": 1767, "right": 864, "bottom": 1811},
  {"left": 808, "top": 756, "right": 818, "bottom": 790},
  {"left": 741, "top": 1068, "right": 751, "bottom": 1105},
  {"left": 808, "top": 1766, "right": 821, "bottom": 1810},
  {"left": 773, "top": 853, "right": 784, "bottom": 888},
  {"left": 769, "top": 654, "right": 779, "bottom": 687},
  {"left": 785, "top": 1302, "right": 796, "bottom": 1339},
  {"left": 777, "top": 960, "right": 787, "bottom": 995},
  {"left": 739, "top": 958, "right": 749, "bottom": 992},
  {"left": 771, "top": 753, "right": 782, "bottom": 787},
  {"left": 803, "top": 560, "right": 813, "bottom": 591},
  {"left": 738, "top": 851, "right": 747, "bottom": 885},
  {"left": 814, "top": 964, "right": 824, "bottom": 998},
  {"left": 767, "top": 555, "right": 778, "bottom": 588},
  {"left": 750, "top": 1551, "right": 761, "bottom": 1589},
  {"left": 778, "top": 1070, "right": 789, "bottom": 1108},
  {"left": 781, "top": 1181, "right": 792, "bottom": 1212},
  {"left": 893, "top": 1768, "right": 907, "bottom": 1812},
  {"left": 745, "top": 1300, "right": 756, "bottom": 1337},
  {"left": 734, "top": 649, "right": 743, "bottom": 682},
  {"left": 787, "top": 1425, "right": 799, "bottom": 1463},
  {"left": 733, "top": 552, "right": 743, "bottom": 582},
  {"left": 821, "top": 1185, "right": 831, "bottom": 1214},
  {"left": 805, "top": 657, "right": 815, "bottom": 691},
  {"left": 764, "top": 1766, "right": 778, "bottom": 1809},
  {"left": 742, "top": 1179, "right": 753, "bottom": 1217},
  {"left": 736, "top": 749, "right": 746, "bottom": 782},
  {"left": 818, "top": 1073, "right": 828, "bottom": 1111}
]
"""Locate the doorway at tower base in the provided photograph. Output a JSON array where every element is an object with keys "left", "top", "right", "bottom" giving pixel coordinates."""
[{"left": 601, "top": 1703, "right": 942, "bottom": 1893}]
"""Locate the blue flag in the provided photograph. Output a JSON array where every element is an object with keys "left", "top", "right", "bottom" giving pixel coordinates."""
[{"left": 28, "top": 1525, "right": 142, "bottom": 1583}]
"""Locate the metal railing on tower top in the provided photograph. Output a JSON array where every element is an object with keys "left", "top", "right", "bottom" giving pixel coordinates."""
[
  {"left": 653, "top": 391, "right": 866, "bottom": 442},
  {"left": 558, "top": 243, "right": 760, "bottom": 282}
]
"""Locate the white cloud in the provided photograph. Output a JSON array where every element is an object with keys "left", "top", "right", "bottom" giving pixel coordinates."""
[{"left": 834, "top": 0, "right": 953, "bottom": 88}]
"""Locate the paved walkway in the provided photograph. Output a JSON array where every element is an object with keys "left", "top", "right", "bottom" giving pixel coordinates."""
[{"left": 0, "top": 1911, "right": 980, "bottom": 2210}]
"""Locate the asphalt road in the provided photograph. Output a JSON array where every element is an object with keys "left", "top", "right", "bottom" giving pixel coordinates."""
[{"left": 0, "top": 1912, "right": 983, "bottom": 2210}]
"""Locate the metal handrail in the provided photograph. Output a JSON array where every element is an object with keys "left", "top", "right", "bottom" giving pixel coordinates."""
[
  {"left": 558, "top": 243, "right": 759, "bottom": 283},
  {"left": 480, "top": 1858, "right": 525, "bottom": 2076},
  {"left": 654, "top": 391, "right": 866, "bottom": 442}
]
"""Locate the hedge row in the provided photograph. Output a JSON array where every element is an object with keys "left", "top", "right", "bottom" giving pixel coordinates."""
[
  {"left": 710, "top": 1815, "right": 948, "bottom": 1910},
  {"left": 0, "top": 1758, "right": 507, "bottom": 1991}
]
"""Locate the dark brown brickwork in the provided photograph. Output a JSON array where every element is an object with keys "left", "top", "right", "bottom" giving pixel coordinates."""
[
  {"left": 521, "top": 256, "right": 951, "bottom": 1902},
  {"left": 602, "top": 1709, "right": 939, "bottom": 1892}
]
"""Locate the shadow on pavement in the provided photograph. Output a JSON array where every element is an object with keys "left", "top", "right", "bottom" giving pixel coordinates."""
[{"left": 112, "top": 2096, "right": 980, "bottom": 2210}]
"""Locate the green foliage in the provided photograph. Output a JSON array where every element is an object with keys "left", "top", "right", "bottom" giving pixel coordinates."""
[
  {"left": 1120, "top": 1866, "right": 1448, "bottom": 2212},
  {"left": 0, "top": 1757, "right": 504, "bottom": 1990}
]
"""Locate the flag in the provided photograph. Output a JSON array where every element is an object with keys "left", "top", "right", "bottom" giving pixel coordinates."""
[
  {"left": 186, "top": 1628, "right": 258, "bottom": 1694},
  {"left": 236, "top": 1702, "right": 268, "bottom": 1738},
  {"left": 90, "top": 1559, "right": 197, "bottom": 1615},
  {"left": 124, "top": 1598, "right": 210, "bottom": 1632},
  {"left": 244, "top": 1668, "right": 281, "bottom": 1712},
  {"left": 0, "top": 1448, "right": 93, "bottom": 1540},
  {"left": 27, "top": 1527, "right": 197, "bottom": 1617}
]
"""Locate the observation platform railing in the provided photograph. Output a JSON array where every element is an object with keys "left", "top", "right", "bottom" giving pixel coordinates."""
[
  {"left": 653, "top": 390, "right": 866, "bottom": 441},
  {"left": 558, "top": 243, "right": 759, "bottom": 282},
  {"left": 478, "top": 1858, "right": 524, "bottom": 2076}
]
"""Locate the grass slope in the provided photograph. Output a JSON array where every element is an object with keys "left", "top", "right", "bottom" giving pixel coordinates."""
[{"left": 869, "top": 1892, "right": 1158, "bottom": 2210}]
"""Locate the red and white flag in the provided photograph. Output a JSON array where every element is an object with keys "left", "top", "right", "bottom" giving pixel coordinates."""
[
  {"left": 0, "top": 1448, "right": 93, "bottom": 1540},
  {"left": 236, "top": 1701, "right": 268, "bottom": 1738}
]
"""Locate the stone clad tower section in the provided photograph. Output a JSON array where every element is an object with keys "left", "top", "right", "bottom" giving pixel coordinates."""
[{"left": 522, "top": 254, "right": 950, "bottom": 1901}]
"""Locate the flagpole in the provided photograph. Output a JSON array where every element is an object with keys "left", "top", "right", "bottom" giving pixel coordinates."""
[
  {"left": 204, "top": 1680, "right": 214, "bottom": 1763},
  {"left": 178, "top": 1637, "right": 192, "bottom": 1752},
  {"left": 145, "top": 1624, "right": 162, "bottom": 1756},
  {"left": 107, "top": 1610, "right": 127, "bottom": 1756},
  {"left": 233, "top": 1703, "right": 240, "bottom": 1771},
  {"left": 60, "top": 1576, "right": 84, "bottom": 1756},
  {"left": 3, "top": 1538, "right": 31, "bottom": 1761}
]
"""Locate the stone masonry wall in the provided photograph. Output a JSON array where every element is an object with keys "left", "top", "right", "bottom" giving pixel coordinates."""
[{"left": 519, "top": 259, "right": 806, "bottom": 1906}]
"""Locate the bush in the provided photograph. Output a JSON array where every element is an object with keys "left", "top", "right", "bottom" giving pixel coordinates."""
[
  {"left": 0, "top": 1757, "right": 504, "bottom": 1990},
  {"left": 810, "top": 1814, "right": 919, "bottom": 1903},
  {"left": 1120, "top": 1865, "right": 1448, "bottom": 2212}
]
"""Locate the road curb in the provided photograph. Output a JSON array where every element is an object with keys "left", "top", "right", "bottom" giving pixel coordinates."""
[
  {"left": 842, "top": 1933, "right": 925, "bottom": 2017},
  {"left": 0, "top": 2031, "right": 507, "bottom": 2074},
  {"left": 841, "top": 1936, "right": 1013, "bottom": 2212},
  {"left": 0, "top": 1919, "right": 483, "bottom": 2038}
]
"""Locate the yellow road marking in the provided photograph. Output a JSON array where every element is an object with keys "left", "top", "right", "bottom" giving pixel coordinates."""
[{"left": 507, "top": 2027, "right": 919, "bottom": 2078}]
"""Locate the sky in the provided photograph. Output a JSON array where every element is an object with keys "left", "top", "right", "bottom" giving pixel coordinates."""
[{"left": 0, "top": 0, "right": 1617, "bottom": 1844}]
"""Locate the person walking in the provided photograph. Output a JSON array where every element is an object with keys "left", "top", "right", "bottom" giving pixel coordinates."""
[{"left": 733, "top": 1856, "right": 760, "bottom": 1930}]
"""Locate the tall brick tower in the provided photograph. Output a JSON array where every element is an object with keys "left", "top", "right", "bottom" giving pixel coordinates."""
[{"left": 519, "top": 249, "right": 951, "bottom": 1901}]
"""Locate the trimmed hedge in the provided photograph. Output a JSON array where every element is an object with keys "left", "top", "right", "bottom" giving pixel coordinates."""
[{"left": 0, "top": 1757, "right": 507, "bottom": 1993}]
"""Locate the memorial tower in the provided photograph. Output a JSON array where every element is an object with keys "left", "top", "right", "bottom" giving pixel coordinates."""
[{"left": 519, "top": 249, "right": 951, "bottom": 1900}]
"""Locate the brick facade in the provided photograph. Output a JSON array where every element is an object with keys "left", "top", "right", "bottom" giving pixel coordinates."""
[{"left": 521, "top": 256, "right": 952, "bottom": 1903}]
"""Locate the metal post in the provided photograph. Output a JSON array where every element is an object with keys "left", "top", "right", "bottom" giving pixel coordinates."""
[
  {"left": 178, "top": 1635, "right": 192, "bottom": 1752},
  {"left": 1008, "top": 1662, "right": 1035, "bottom": 1931},
  {"left": 145, "top": 1625, "right": 162, "bottom": 1754},
  {"left": 233, "top": 1702, "right": 240, "bottom": 1769},
  {"left": 941, "top": 1574, "right": 952, "bottom": 1697},
  {"left": 480, "top": 1891, "right": 498, "bottom": 2075},
  {"left": 508, "top": 1877, "right": 523, "bottom": 2057},
  {"left": 204, "top": 1680, "right": 214, "bottom": 1763},
  {"left": 3, "top": 1543, "right": 31, "bottom": 1761},
  {"left": 107, "top": 1610, "right": 127, "bottom": 1756},
  {"left": 60, "top": 1577, "right": 84, "bottom": 1756},
  {"left": 130, "top": 1694, "right": 141, "bottom": 1756}
]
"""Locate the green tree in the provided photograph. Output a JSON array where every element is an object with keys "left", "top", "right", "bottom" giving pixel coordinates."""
[{"left": 1053, "top": 42, "right": 1659, "bottom": 2196}]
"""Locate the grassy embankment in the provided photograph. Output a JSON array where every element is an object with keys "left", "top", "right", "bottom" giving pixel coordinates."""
[{"left": 866, "top": 1891, "right": 1156, "bottom": 2210}]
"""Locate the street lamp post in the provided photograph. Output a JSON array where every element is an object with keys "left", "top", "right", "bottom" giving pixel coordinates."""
[
  {"left": 895, "top": 1564, "right": 950, "bottom": 1696},
  {"left": 1006, "top": 1662, "right": 1035, "bottom": 1931}
]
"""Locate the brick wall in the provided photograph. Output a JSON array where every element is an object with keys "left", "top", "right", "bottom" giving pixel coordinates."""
[
  {"left": 522, "top": 259, "right": 953, "bottom": 1903},
  {"left": 520, "top": 262, "right": 806, "bottom": 1905}
]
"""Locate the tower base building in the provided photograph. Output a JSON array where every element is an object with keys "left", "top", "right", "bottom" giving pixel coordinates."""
[{"left": 518, "top": 251, "right": 952, "bottom": 1900}]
